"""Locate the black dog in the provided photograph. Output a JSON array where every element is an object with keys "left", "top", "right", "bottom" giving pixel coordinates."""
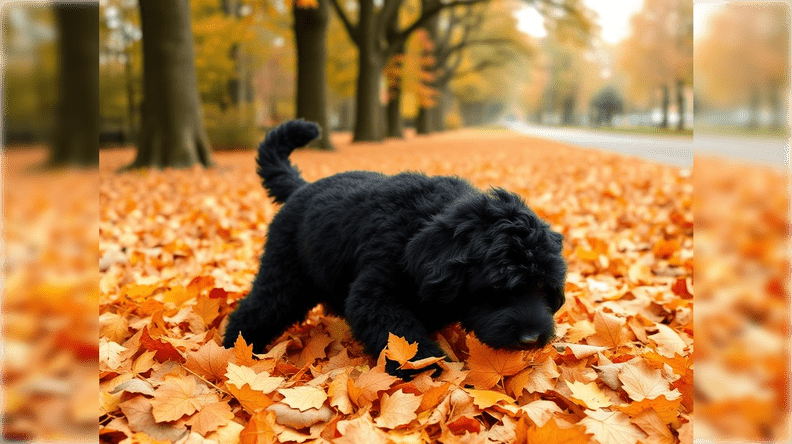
[{"left": 223, "top": 121, "right": 567, "bottom": 378}]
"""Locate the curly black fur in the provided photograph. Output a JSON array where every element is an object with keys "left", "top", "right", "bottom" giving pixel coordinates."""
[{"left": 223, "top": 120, "right": 567, "bottom": 378}]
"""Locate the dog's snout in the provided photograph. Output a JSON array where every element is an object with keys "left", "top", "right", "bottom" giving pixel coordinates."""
[{"left": 519, "top": 333, "right": 539, "bottom": 346}]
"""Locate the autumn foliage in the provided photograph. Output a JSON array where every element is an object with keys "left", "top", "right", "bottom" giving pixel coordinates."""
[{"left": 99, "top": 129, "right": 693, "bottom": 443}]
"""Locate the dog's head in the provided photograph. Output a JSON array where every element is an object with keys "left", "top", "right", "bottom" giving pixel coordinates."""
[{"left": 404, "top": 188, "right": 566, "bottom": 349}]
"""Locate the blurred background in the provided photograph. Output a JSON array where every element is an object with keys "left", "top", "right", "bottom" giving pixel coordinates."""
[{"left": 1, "top": 0, "right": 790, "bottom": 442}]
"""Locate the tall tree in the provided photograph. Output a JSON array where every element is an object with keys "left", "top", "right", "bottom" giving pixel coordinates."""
[
  {"left": 50, "top": 2, "right": 99, "bottom": 167},
  {"left": 619, "top": 0, "right": 692, "bottom": 130},
  {"left": 129, "top": 0, "right": 212, "bottom": 169},
  {"left": 294, "top": 0, "right": 333, "bottom": 149}
]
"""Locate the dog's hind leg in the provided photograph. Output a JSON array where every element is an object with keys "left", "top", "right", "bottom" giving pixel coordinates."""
[
  {"left": 223, "top": 252, "right": 317, "bottom": 354},
  {"left": 345, "top": 268, "right": 446, "bottom": 379}
]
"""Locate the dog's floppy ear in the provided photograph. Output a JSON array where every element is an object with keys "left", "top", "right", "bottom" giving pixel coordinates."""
[{"left": 403, "top": 215, "right": 473, "bottom": 304}]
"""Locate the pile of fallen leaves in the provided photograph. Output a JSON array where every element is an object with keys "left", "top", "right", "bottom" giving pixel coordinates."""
[{"left": 99, "top": 129, "right": 693, "bottom": 444}]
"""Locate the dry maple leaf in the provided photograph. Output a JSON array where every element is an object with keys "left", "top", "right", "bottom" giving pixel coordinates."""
[
  {"left": 586, "top": 310, "right": 626, "bottom": 348},
  {"left": 648, "top": 323, "right": 687, "bottom": 358},
  {"left": 296, "top": 331, "right": 334, "bottom": 367},
  {"left": 617, "top": 358, "right": 681, "bottom": 402},
  {"left": 465, "top": 335, "right": 527, "bottom": 389},
  {"left": 232, "top": 333, "right": 257, "bottom": 367},
  {"left": 225, "top": 362, "right": 284, "bottom": 394},
  {"left": 505, "top": 358, "right": 559, "bottom": 397},
  {"left": 226, "top": 383, "right": 274, "bottom": 413},
  {"left": 186, "top": 340, "right": 233, "bottom": 381},
  {"left": 336, "top": 414, "right": 389, "bottom": 444},
  {"left": 526, "top": 418, "right": 591, "bottom": 443},
  {"left": 267, "top": 403, "right": 333, "bottom": 429},
  {"left": 632, "top": 408, "right": 675, "bottom": 444},
  {"left": 100, "top": 338, "right": 127, "bottom": 370},
  {"left": 239, "top": 410, "right": 278, "bottom": 444},
  {"left": 185, "top": 401, "right": 234, "bottom": 437},
  {"left": 139, "top": 326, "right": 184, "bottom": 363},
  {"left": 555, "top": 343, "right": 608, "bottom": 359},
  {"left": 374, "top": 389, "right": 422, "bottom": 429},
  {"left": 579, "top": 409, "right": 647, "bottom": 444},
  {"left": 464, "top": 389, "right": 515, "bottom": 409},
  {"left": 278, "top": 386, "right": 328, "bottom": 411},
  {"left": 118, "top": 396, "right": 188, "bottom": 442},
  {"left": 565, "top": 380, "right": 614, "bottom": 410},
  {"left": 193, "top": 292, "right": 221, "bottom": 326},
  {"left": 150, "top": 376, "right": 212, "bottom": 423},
  {"left": 328, "top": 372, "right": 354, "bottom": 414},
  {"left": 100, "top": 312, "right": 130, "bottom": 344},
  {"left": 613, "top": 396, "right": 682, "bottom": 425},
  {"left": 384, "top": 333, "right": 418, "bottom": 365},
  {"left": 110, "top": 378, "right": 155, "bottom": 397},
  {"left": 566, "top": 319, "right": 596, "bottom": 343},
  {"left": 348, "top": 367, "right": 399, "bottom": 407},
  {"left": 517, "top": 400, "right": 563, "bottom": 427}
]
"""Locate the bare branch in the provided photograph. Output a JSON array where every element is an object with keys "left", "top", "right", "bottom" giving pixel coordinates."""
[{"left": 328, "top": 0, "right": 360, "bottom": 47}]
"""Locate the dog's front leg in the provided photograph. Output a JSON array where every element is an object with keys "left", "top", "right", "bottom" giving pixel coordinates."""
[{"left": 346, "top": 272, "right": 445, "bottom": 379}]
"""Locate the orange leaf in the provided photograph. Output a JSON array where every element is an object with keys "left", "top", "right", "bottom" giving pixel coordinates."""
[
  {"left": 187, "top": 276, "right": 216, "bottom": 299},
  {"left": 232, "top": 333, "right": 257, "bottom": 367},
  {"left": 185, "top": 340, "right": 233, "bottom": 381},
  {"left": 185, "top": 401, "right": 234, "bottom": 437},
  {"left": 328, "top": 372, "right": 354, "bottom": 415},
  {"left": 464, "top": 389, "right": 515, "bottom": 409},
  {"left": 295, "top": 331, "right": 334, "bottom": 367},
  {"left": 526, "top": 418, "right": 591, "bottom": 443},
  {"left": 613, "top": 396, "right": 682, "bottom": 425},
  {"left": 193, "top": 292, "right": 221, "bottom": 326},
  {"left": 505, "top": 358, "right": 559, "bottom": 397},
  {"left": 465, "top": 335, "right": 527, "bottom": 389},
  {"left": 648, "top": 324, "right": 688, "bottom": 358},
  {"left": 150, "top": 376, "right": 207, "bottom": 422},
  {"left": 384, "top": 333, "right": 418, "bottom": 365},
  {"left": 579, "top": 409, "right": 647, "bottom": 444},
  {"left": 226, "top": 383, "right": 274, "bottom": 413},
  {"left": 374, "top": 389, "right": 422, "bottom": 429},
  {"left": 348, "top": 368, "right": 399, "bottom": 407},
  {"left": 139, "top": 326, "right": 184, "bottom": 363},
  {"left": 118, "top": 396, "right": 188, "bottom": 442},
  {"left": 446, "top": 416, "right": 481, "bottom": 435},
  {"left": 239, "top": 410, "right": 278, "bottom": 444},
  {"left": 652, "top": 238, "right": 680, "bottom": 259}
]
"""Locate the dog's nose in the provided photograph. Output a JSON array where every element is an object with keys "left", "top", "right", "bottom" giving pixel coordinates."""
[{"left": 519, "top": 333, "right": 539, "bottom": 346}]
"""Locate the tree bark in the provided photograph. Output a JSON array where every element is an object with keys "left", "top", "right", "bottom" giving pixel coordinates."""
[
  {"left": 294, "top": 0, "right": 333, "bottom": 149},
  {"left": 385, "top": 20, "right": 404, "bottom": 138},
  {"left": 130, "top": 0, "right": 212, "bottom": 169},
  {"left": 50, "top": 3, "right": 99, "bottom": 167},
  {"left": 675, "top": 79, "right": 685, "bottom": 131},
  {"left": 416, "top": 0, "right": 441, "bottom": 135},
  {"left": 659, "top": 84, "right": 669, "bottom": 129},
  {"left": 353, "top": 0, "right": 384, "bottom": 142}
]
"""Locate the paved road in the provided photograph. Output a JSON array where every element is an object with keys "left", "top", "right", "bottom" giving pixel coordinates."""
[{"left": 504, "top": 121, "right": 789, "bottom": 169}]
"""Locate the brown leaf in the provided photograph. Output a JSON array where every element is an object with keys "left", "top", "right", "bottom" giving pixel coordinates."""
[
  {"left": 348, "top": 367, "right": 399, "bottom": 408},
  {"left": 150, "top": 376, "right": 206, "bottom": 422},
  {"left": 586, "top": 310, "right": 626, "bottom": 348},
  {"left": 505, "top": 358, "right": 559, "bottom": 397},
  {"left": 632, "top": 408, "right": 674, "bottom": 444},
  {"left": 295, "top": 331, "right": 334, "bottom": 367},
  {"left": 648, "top": 323, "right": 687, "bottom": 358}
]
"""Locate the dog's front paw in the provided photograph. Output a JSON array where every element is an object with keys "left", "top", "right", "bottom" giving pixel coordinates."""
[{"left": 385, "top": 343, "right": 446, "bottom": 380}]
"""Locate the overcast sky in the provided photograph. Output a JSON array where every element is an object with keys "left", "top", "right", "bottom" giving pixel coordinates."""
[{"left": 516, "top": 0, "right": 646, "bottom": 44}]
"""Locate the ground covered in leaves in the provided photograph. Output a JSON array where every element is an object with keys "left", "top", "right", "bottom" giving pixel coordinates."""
[{"left": 98, "top": 129, "right": 693, "bottom": 444}]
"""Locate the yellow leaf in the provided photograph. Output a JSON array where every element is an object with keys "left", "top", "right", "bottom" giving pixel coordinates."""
[
  {"left": 618, "top": 358, "right": 681, "bottom": 402},
  {"left": 565, "top": 380, "right": 613, "bottom": 409},
  {"left": 278, "top": 386, "right": 327, "bottom": 412},
  {"left": 225, "top": 362, "right": 283, "bottom": 394},
  {"left": 185, "top": 401, "right": 234, "bottom": 437},
  {"left": 150, "top": 377, "right": 204, "bottom": 422},
  {"left": 587, "top": 310, "right": 626, "bottom": 348}
]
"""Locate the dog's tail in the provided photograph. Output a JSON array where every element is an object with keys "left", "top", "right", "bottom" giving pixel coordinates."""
[{"left": 256, "top": 120, "right": 320, "bottom": 203}]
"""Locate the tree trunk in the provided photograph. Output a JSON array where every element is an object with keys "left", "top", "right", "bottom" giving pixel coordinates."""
[
  {"left": 748, "top": 85, "right": 761, "bottom": 130},
  {"left": 416, "top": 107, "right": 432, "bottom": 134},
  {"left": 294, "top": 0, "right": 333, "bottom": 149},
  {"left": 675, "top": 79, "right": 685, "bottom": 131},
  {"left": 130, "top": 0, "right": 212, "bottom": 169},
  {"left": 659, "top": 84, "right": 669, "bottom": 129},
  {"left": 50, "top": 3, "right": 99, "bottom": 167},
  {"left": 353, "top": 0, "right": 383, "bottom": 142},
  {"left": 385, "top": 18, "right": 404, "bottom": 138},
  {"left": 415, "top": 0, "right": 441, "bottom": 135}
]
